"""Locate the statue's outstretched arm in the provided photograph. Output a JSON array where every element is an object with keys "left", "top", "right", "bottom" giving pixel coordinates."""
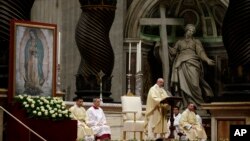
[{"left": 195, "top": 39, "right": 215, "bottom": 66}]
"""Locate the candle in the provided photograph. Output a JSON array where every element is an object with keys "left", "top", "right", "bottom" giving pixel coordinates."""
[
  {"left": 136, "top": 43, "right": 139, "bottom": 73},
  {"left": 128, "top": 42, "right": 131, "bottom": 71},
  {"left": 138, "top": 40, "right": 142, "bottom": 71},
  {"left": 58, "top": 32, "right": 61, "bottom": 64}
]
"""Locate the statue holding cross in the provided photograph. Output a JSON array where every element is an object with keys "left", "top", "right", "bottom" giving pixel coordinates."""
[
  {"left": 140, "top": 5, "right": 214, "bottom": 108},
  {"left": 140, "top": 5, "right": 184, "bottom": 90}
]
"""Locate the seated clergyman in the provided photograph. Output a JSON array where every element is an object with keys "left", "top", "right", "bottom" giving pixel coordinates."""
[
  {"left": 167, "top": 106, "right": 184, "bottom": 140},
  {"left": 69, "top": 96, "right": 94, "bottom": 141},
  {"left": 179, "top": 103, "right": 207, "bottom": 141},
  {"left": 86, "top": 98, "right": 111, "bottom": 140}
]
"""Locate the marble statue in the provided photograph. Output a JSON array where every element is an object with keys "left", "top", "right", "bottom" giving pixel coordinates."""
[{"left": 169, "top": 24, "right": 215, "bottom": 108}]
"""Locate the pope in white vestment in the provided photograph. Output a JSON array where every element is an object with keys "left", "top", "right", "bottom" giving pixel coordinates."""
[
  {"left": 179, "top": 103, "right": 207, "bottom": 141},
  {"left": 144, "top": 78, "right": 171, "bottom": 139},
  {"left": 86, "top": 98, "right": 111, "bottom": 140},
  {"left": 69, "top": 97, "right": 94, "bottom": 141}
]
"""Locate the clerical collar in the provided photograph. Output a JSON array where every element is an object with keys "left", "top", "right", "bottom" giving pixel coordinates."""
[{"left": 93, "top": 106, "right": 99, "bottom": 109}]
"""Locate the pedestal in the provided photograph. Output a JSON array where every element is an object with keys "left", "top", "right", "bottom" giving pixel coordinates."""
[
  {"left": 75, "top": 1, "right": 117, "bottom": 102},
  {"left": 56, "top": 90, "right": 65, "bottom": 100},
  {"left": 135, "top": 72, "right": 143, "bottom": 97},
  {"left": 202, "top": 102, "right": 250, "bottom": 141}
]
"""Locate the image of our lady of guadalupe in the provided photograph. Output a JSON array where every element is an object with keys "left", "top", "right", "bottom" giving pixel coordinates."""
[{"left": 17, "top": 27, "right": 51, "bottom": 96}]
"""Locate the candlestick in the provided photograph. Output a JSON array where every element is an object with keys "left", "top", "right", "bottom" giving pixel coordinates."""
[
  {"left": 139, "top": 40, "right": 141, "bottom": 71},
  {"left": 128, "top": 42, "right": 131, "bottom": 71},
  {"left": 98, "top": 70, "right": 105, "bottom": 103}
]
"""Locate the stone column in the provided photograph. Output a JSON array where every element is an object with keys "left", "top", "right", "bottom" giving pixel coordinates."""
[
  {"left": 135, "top": 41, "right": 152, "bottom": 104},
  {"left": 75, "top": 0, "right": 117, "bottom": 102}
]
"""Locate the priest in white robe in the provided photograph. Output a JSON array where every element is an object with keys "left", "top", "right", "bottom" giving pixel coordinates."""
[
  {"left": 144, "top": 78, "right": 171, "bottom": 139},
  {"left": 69, "top": 97, "right": 94, "bottom": 141},
  {"left": 86, "top": 98, "right": 111, "bottom": 140},
  {"left": 179, "top": 103, "right": 207, "bottom": 141},
  {"left": 167, "top": 106, "right": 183, "bottom": 140}
]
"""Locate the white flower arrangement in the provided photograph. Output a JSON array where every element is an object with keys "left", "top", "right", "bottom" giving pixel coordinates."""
[{"left": 15, "top": 95, "right": 71, "bottom": 120}]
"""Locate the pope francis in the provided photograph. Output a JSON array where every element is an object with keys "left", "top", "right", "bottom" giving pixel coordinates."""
[{"left": 144, "top": 78, "right": 171, "bottom": 139}]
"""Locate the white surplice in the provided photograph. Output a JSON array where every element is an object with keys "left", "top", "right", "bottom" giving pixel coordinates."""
[
  {"left": 86, "top": 106, "right": 111, "bottom": 137},
  {"left": 196, "top": 114, "right": 202, "bottom": 125},
  {"left": 69, "top": 104, "right": 94, "bottom": 141},
  {"left": 167, "top": 113, "right": 182, "bottom": 139}
]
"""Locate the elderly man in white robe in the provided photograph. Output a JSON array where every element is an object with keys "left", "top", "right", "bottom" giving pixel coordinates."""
[
  {"left": 86, "top": 98, "right": 111, "bottom": 140},
  {"left": 144, "top": 78, "right": 171, "bottom": 140},
  {"left": 179, "top": 103, "right": 207, "bottom": 141},
  {"left": 69, "top": 96, "right": 94, "bottom": 141}
]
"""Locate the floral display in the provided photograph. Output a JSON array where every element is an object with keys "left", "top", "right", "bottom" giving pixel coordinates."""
[{"left": 15, "top": 95, "right": 71, "bottom": 120}]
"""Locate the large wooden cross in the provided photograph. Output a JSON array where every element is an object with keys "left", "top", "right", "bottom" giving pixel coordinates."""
[{"left": 140, "top": 5, "right": 184, "bottom": 90}]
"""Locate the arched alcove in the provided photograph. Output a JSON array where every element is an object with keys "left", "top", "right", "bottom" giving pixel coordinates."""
[{"left": 124, "top": 0, "right": 229, "bottom": 99}]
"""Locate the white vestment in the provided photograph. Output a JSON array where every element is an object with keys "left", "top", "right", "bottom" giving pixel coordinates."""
[
  {"left": 196, "top": 114, "right": 202, "bottom": 125},
  {"left": 167, "top": 113, "right": 182, "bottom": 139},
  {"left": 144, "top": 84, "right": 170, "bottom": 139},
  {"left": 179, "top": 109, "right": 207, "bottom": 141},
  {"left": 69, "top": 105, "right": 94, "bottom": 141},
  {"left": 86, "top": 106, "right": 111, "bottom": 137}
]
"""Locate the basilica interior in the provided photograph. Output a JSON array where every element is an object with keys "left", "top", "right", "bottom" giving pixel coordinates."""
[{"left": 0, "top": 0, "right": 250, "bottom": 141}]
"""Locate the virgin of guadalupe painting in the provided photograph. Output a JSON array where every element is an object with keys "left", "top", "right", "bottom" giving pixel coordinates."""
[
  {"left": 23, "top": 29, "right": 46, "bottom": 95},
  {"left": 9, "top": 20, "right": 57, "bottom": 100}
]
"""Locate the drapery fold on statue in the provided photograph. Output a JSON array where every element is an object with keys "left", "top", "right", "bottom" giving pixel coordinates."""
[{"left": 169, "top": 40, "right": 213, "bottom": 106}]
